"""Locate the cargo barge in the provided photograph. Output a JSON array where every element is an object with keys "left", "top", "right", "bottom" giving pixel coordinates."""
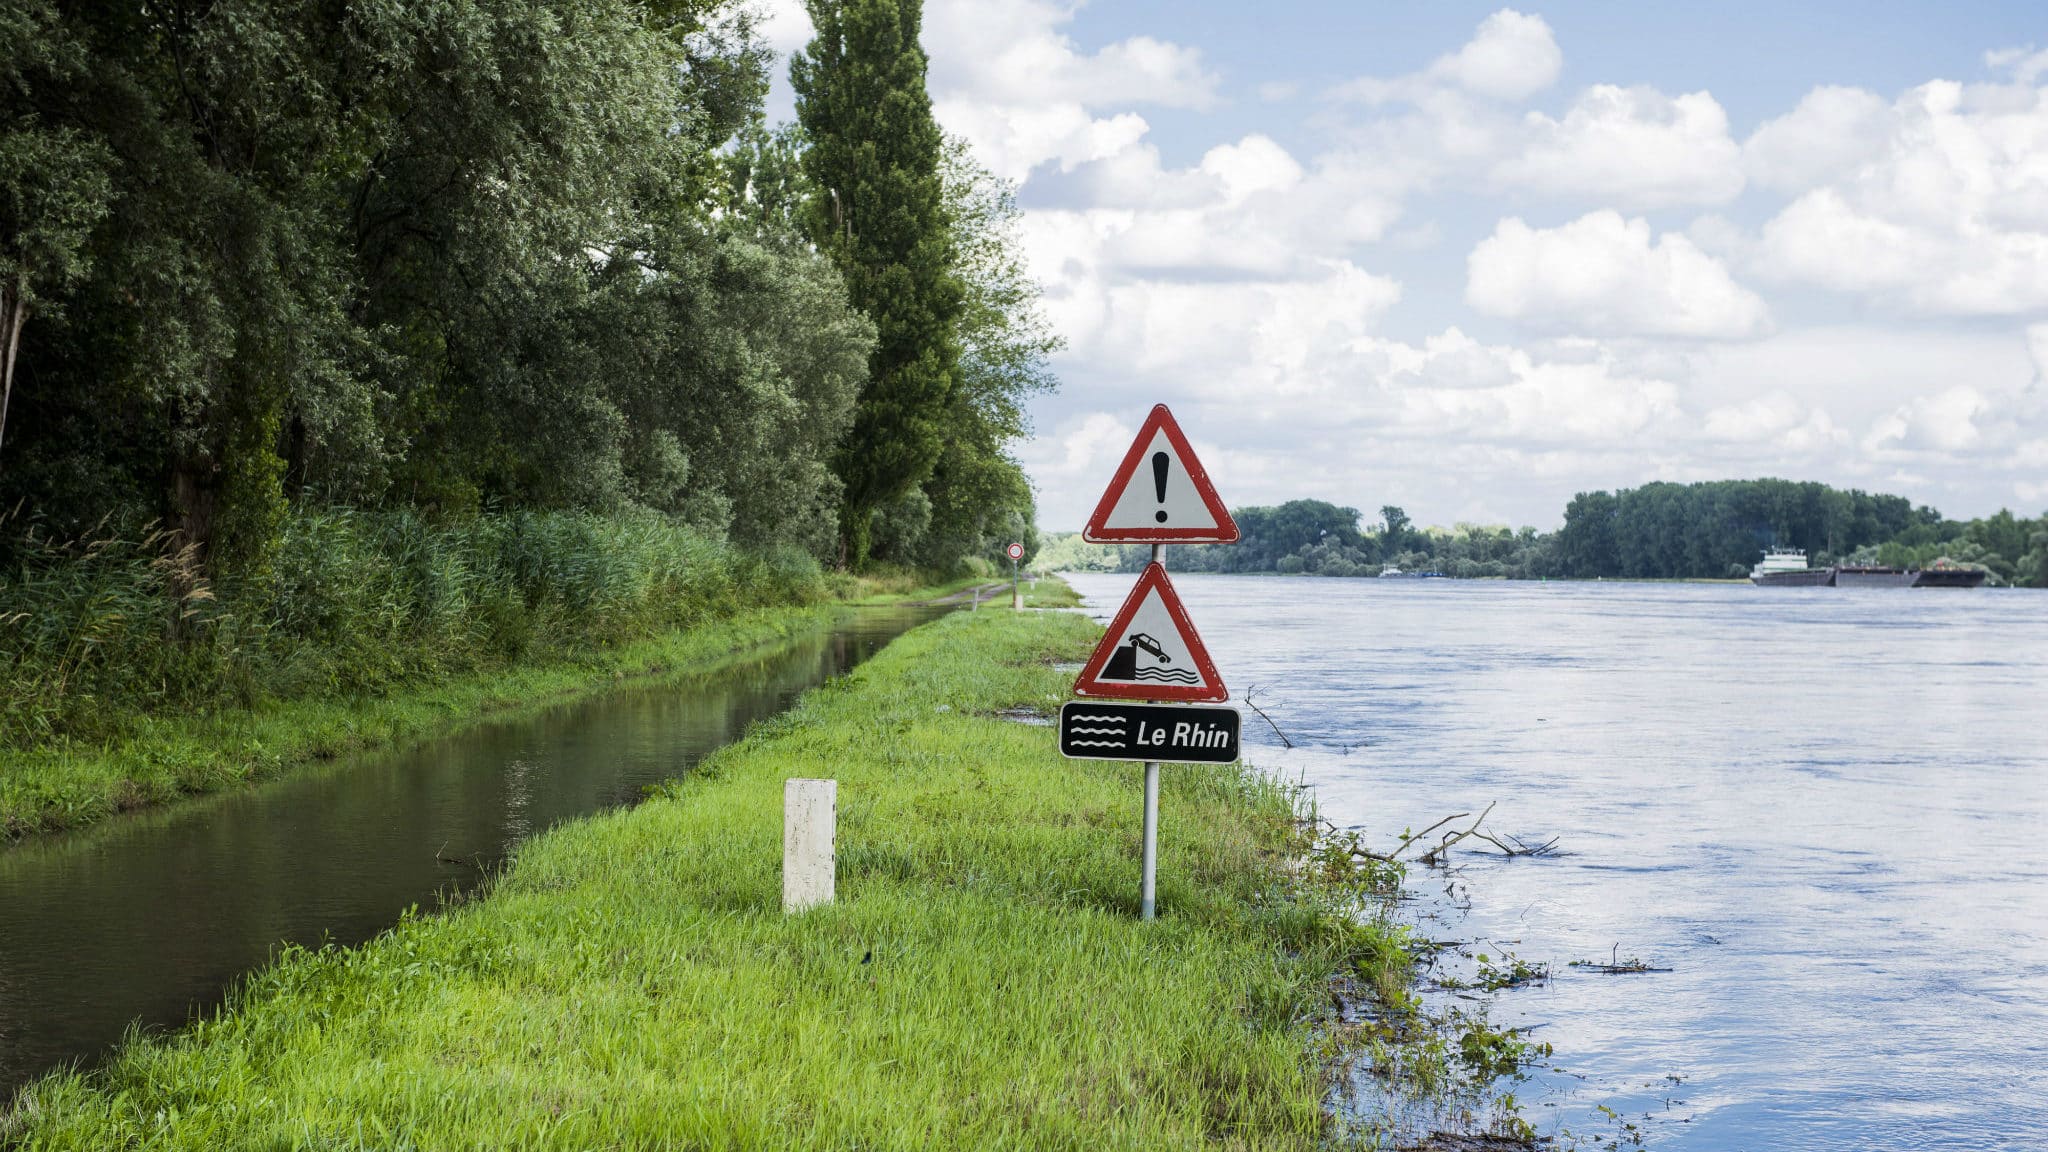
[
  {"left": 1750, "top": 549, "right": 1834, "bottom": 586},
  {"left": 1750, "top": 551, "right": 1988, "bottom": 588}
]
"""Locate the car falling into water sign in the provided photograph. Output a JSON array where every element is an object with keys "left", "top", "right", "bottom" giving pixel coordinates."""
[
  {"left": 1082, "top": 405, "right": 1239, "bottom": 543},
  {"left": 1071, "top": 562, "right": 1227, "bottom": 702}
]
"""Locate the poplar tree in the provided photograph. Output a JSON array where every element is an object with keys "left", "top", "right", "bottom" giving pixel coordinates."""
[{"left": 792, "top": 0, "right": 962, "bottom": 567}]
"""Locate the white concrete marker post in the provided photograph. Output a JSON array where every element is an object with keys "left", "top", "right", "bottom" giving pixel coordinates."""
[{"left": 783, "top": 778, "right": 836, "bottom": 913}]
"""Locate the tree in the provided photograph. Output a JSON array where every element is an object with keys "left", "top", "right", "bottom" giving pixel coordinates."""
[
  {"left": 1380, "top": 505, "right": 1412, "bottom": 554},
  {"left": 2017, "top": 518, "right": 2048, "bottom": 588},
  {"left": 792, "top": 0, "right": 962, "bottom": 567},
  {"left": 0, "top": 0, "right": 112, "bottom": 475},
  {"left": 0, "top": 0, "right": 874, "bottom": 575},
  {"left": 1556, "top": 491, "right": 1620, "bottom": 577},
  {"left": 904, "top": 136, "right": 1058, "bottom": 571}
]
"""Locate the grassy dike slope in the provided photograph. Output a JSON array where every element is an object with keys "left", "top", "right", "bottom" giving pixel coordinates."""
[
  {"left": 0, "top": 575, "right": 978, "bottom": 841},
  {"left": 4, "top": 604, "right": 1405, "bottom": 1149}
]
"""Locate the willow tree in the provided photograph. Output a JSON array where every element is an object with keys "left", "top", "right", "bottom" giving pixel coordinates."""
[{"left": 792, "top": 0, "right": 961, "bottom": 567}]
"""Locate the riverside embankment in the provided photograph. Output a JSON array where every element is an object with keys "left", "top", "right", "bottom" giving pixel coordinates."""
[
  {"left": 0, "top": 603, "right": 946, "bottom": 1095},
  {"left": 2, "top": 594, "right": 1414, "bottom": 1149}
]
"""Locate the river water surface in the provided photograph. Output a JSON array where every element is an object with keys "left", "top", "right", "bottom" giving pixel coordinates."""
[
  {"left": 1069, "top": 573, "right": 2047, "bottom": 1151},
  {"left": 0, "top": 606, "right": 939, "bottom": 1096}
]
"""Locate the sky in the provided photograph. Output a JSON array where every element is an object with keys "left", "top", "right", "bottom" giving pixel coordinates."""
[{"left": 756, "top": 1, "right": 2048, "bottom": 530}]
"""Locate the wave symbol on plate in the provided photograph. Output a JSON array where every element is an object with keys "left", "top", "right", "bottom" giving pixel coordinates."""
[{"left": 1126, "top": 667, "right": 1199, "bottom": 684}]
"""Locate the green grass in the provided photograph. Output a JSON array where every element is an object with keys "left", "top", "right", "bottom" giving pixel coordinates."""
[
  {"left": 1023, "top": 575, "right": 1084, "bottom": 608},
  {"left": 3, "top": 605, "right": 1408, "bottom": 1149}
]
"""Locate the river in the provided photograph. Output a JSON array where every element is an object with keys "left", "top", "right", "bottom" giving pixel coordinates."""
[
  {"left": 0, "top": 605, "right": 940, "bottom": 1096},
  {"left": 1068, "top": 572, "right": 2048, "bottom": 1151}
]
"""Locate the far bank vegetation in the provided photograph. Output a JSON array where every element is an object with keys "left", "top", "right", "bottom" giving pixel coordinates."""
[{"left": 1041, "top": 482, "right": 2048, "bottom": 586}]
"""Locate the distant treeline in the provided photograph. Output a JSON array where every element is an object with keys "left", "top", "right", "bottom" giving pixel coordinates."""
[{"left": 1039, "top": 481, "right": 2048, "bottom": 587}]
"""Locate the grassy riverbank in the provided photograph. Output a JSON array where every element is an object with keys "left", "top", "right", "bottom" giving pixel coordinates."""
[
  {"left": 3, "top": 603, "right": 1409, "bottom": 1149},
  {"left": 0, "top": 505, "right": 984, "bottom": 839}
]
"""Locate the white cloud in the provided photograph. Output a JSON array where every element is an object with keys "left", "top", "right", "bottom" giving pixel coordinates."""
[
  {"left": 1334, "top": 8, "right": 1559, "bottom": 106},
  {"left": 1467, "top": 211, "right": 1770, "bottom": 338},
  {"left": 1018, "top": 411, "right": 1134, "bottom": 492},
  {"left": 1385, "top": 337, "right": 1684, "bottom": 444},
  {"left": 1748, "top": 78, "right": 2048, "bottom": 315},
  {"left": 1865, "top": 386, "right": 1990, "bottom": 452},
  {"left": 1062, "top": 261, "right": 1402, "bottom": 391},
  {"left": 1495, "top": 85, "right": 1746, "bottom": 207},
  {"left": 1986, "top": 45, "right": 2048, "bottom": 86},
  {"left": 1701, "top": 394, "right": 1845, "bottom": 452},
  {"left": 752, "top": 0, "right": 812, "bottom": 55},
  {"left": 1744, "top": 85, "right": 1893, "bottom": 193},
  {"left": 760, "top": 0, "right": 1216, "bottom": 181},
  {"left": 922, "top": 0, "right": 1214, "bottom": 180},
  {"left": 1200, "top": 135, "right": 1304, "bottom": 203},
  {"left": 1425, "top": 9, "right": 1562, "bottom": 102}
]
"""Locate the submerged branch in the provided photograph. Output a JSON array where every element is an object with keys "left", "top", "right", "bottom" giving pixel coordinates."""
[{"left": 1242, "top": 684, "right": 1294, "bottom": 748}]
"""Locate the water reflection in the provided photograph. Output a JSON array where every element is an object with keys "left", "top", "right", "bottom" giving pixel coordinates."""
[{"left": 0, "top": 607, "right": 938, "bottom": 1094}]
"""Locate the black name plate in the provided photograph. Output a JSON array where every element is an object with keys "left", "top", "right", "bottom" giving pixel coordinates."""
[{"left": 1058, "top": 701, "right": 1240, "bottom": 764}]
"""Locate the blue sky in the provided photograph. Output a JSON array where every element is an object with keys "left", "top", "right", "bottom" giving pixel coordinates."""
[{"left": 761, "top": 2, "right": 2048, "bottom": 530}]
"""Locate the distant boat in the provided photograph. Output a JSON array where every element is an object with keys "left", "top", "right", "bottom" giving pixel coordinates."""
[
  {"left": 1752, "top": 552, "right": 1988, "bottom": 588},
  {"left": 1377, "top": 565, "right": 1448, "bottom": 579},
  {"left": 1911, "top": 562, "right": 1988, "bottom": 588},
  {"left": 1377, "top": 565, "right": 1404, "bottom": 578},
  {"left": 1833, "top": 565, "right": 1915, "bottom": 588},
  {"left": 1749, "top": 548, "right": 1833, "bottom": 586}
]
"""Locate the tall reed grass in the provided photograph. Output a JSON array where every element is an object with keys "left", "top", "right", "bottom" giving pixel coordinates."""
[{"left": 0, "top": 507, "right": 826, "bottom": 749}]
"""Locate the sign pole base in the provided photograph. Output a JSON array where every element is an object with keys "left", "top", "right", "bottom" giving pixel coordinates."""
[{"left": 1140, "top": 761, "right": 1160, "bottom": 920}]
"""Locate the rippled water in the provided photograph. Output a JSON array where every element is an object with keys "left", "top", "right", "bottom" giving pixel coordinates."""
[
  {"left": 1069, "top": 573, "right": 2048, "bottom": 1151},
  {"left": 0, "top": 606, "right": 940, "bottom": 1095}
]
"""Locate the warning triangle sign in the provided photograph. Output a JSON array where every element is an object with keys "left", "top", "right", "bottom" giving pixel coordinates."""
[
  {"left": 1073, "top": 562, "right": 1228, "bottom": 702},
  {"left": 1082, "top": 405, "right": 1239, "bottom": 543}
]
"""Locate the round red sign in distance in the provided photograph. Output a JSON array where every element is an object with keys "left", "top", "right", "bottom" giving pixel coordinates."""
[{"left": 1007, "top": 542, "right": 1024, "bottom": 560}]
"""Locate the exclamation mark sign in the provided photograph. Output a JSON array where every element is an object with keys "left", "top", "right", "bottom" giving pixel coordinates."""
[{"left": 1152, "top": 451, "right": 1170, "bottom": 523}]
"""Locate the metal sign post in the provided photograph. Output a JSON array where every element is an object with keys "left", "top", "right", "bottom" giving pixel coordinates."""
[
  {"left": 1007, "top": 541, "right": 1024, "bottom": 609},
  {"left": 1141, "top": 544, "right": 1163, "bottom": 919},
  {"left": 1063, "top": 404, "right": 1239, "bottom": 922}
]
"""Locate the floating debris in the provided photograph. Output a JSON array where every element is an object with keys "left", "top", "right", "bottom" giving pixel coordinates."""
[{"left": 1569, "top": 945, "right": 1673, "bottom": 974}]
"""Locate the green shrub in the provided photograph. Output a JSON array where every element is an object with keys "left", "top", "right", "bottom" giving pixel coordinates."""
[{"left": 0, "top": 507, "right": 818, "bottom": 749}]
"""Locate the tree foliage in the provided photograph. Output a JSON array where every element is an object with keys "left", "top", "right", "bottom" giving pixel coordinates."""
[
  {"left": 1555, "top": 480, "right": 1924, "bottom": 578},
  {"left": 792, "top": 0, "right": 963, "bottom": 566},
  {"left": 891, "top": 136, "right": 1056, "bottom": 571},
  {"left": 0, "top": 0, "right": 907, "bottom": 580}
]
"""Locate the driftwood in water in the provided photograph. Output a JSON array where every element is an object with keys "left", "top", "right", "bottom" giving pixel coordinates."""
[
  {"left": 1569, "top": 944, "right": 1673, "bottom": 974},
  {"left": 1241, "top": 685, "right": 1294, "bottom": 748},
  {"left": 1397, "top": 803, "right": 1563, "bottom": 866}
]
